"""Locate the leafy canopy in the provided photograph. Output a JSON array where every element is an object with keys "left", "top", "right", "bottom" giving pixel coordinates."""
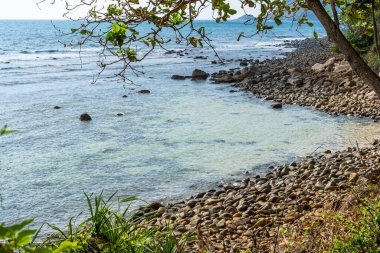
[{"left": 43, "top": 0, "right": 376, "bottom": 79}]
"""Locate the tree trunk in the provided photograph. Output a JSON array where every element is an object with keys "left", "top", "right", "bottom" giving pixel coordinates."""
[
  {"left": 372, "top": 0, "right": 380, "bottom": 56},
  {"left": 306, "top": 0, "right": 380, "bottom": 97},
  {"left": 330, "top": 0, "right": 339, "bottom": 27}
]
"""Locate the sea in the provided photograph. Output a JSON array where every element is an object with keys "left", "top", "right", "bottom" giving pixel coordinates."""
[{"left": 1, "top": 20, "right": 380, "bottom": 228}]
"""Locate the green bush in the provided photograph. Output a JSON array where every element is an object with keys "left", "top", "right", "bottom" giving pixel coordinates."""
[
  {"left": 365, "top": 51, "right": 380, "bottom": 71},
  {"left": 330, "top": 197, "right": 380, "bottom": 253},
  {"left": 345, "top": 31, "right": 373, "bottom": 53}
]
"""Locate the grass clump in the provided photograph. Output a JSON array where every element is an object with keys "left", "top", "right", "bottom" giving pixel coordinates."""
[
  {"left": 45, "top": 191, "right": 195, "bottom": 253},
  {"left": 1, "top": 192, "right": 194, "bottom": 253}
]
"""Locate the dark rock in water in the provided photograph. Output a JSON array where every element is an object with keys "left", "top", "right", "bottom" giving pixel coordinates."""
[
  {"left": 229, "top": 90, "right": 238, "bottom": 93},
  {"left": 53, "top": 106, "right": 61, "bottom": 109},
  {"left": 264, "top": 96, "right": 274, "bottom": 101},
  {"left": 116, "top": 112, "right": 124, "bottom": 116},
  {"left": 145, "top": 201, "right": 164, "bottom": 211},
  {"left": 194, "top": 56, "right": 207, "bottom": 60},
  {"left": 122, "top": 95, "right": 128, "bottom": 98},
  {"left": 164, "top": 50, "right": 176, "bottom": 55},
  {"left": 138, "top": 89, "right": 151, "bottom": 94},
  {"left": 80, "top": 113, "right": 92, "bottom": 121},
  {"left": 192, "top": 69, "right": 209, "bottom": 80},
  {"left": 171, "top": 75, "right": 187, "bottom": 80},
  {"left": 211, "top": 60, "right": 218, "bottom": 64},
  {"left": 271, "top": 103, "right": 283, "bottom": 109},
  {"left": 240, "top": 61, "right": 249, "bottom": 66}
]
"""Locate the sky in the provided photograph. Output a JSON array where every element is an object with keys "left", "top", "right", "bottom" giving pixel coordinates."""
[{"left": 0, "top": 0, "right": 257, "bottom": 20}]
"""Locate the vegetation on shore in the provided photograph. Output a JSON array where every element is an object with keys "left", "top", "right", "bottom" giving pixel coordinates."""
[{"left": 2, "top": 184, "right": 380, "bottom": 252}]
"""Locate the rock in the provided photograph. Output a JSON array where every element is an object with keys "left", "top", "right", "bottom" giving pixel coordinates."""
[
  {"left": 191, "top": 69, "right": 209, "bottom": 80},
  {"left": 145, "top": 202, "right": 165, "bottom": 212},
  {"left": 194, "top": 56, "right": 207, "bottom": 60},
  {"left": 311, "top": 57, "right": 335, "bottom": 73},
  {"left": 348, "top": 173, "right": 359, "bottom": 183},
  {"left": 138, "top": 89, "right": 151, "bottom": 94},
  {"left": 240, "top": 61, "right": 249, "bottom": 66},
  {"left": 253, "top": 218, "right": 270, "bottom": 228},
  {"left": 287, "top": 78, "right": 303, "bottom": 87},
  {"left": 53, "top": 106, "right": 61, "bottom": 109},
  {"left": 80, "top": 113, "right": 92, "bottom": 121},
  {"left": 122, "top": 95, "right": 128, "bottom": 98},
  {"left": 216, "top": 219, "right": 226, "bottom": 228},
  {"left": 116, "top": 112, "right": 124, "bottom": 116},
  {"left": 171, "top": 75, "right": 187, "bottom": 80},
  {"left": 271, "top": 103, "right": 283, "bottom": 109}
]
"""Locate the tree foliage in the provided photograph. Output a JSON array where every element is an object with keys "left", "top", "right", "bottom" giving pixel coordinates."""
[{"left": 41, "top": 0, "right": 380, "bottom": 96}]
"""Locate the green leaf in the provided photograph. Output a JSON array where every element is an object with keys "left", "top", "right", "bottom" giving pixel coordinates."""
[
  {"left": 33, "top": 248, "right": 54, "bottom": 253},
  {"left": 274, "top": 17, "right": 282, "bottom": 25},
  {"left": 313, "top": 30, "right": 319, "bottom": 40},
  {"left": 189, "top": 37, "right": 198, "bottom": 47},
  {"left": 16, "top": 229, "right": 36, "bottom": 246},
  {"left": 52, "top": 241, "right": 77, "bottom": 253},
  {"left": 0, "top": 124, "right": 16, "bottom": 135}
]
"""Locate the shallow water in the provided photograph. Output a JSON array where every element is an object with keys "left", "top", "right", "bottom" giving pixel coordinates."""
[{"left": 1, "top": 20, "right": 380, "bottom": 227}]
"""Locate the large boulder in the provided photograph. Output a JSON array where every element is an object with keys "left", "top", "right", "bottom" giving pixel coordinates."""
[
  {"left": 311, "top": 57, "right": 335, "bottom": 73},
  {"left": 191, "top": 69, "right": 209, "bottom": 80}
]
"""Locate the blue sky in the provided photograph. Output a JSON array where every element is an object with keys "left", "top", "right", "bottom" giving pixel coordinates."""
[{"left": 0, "top": 0, "right": 257, "bottom": 20}]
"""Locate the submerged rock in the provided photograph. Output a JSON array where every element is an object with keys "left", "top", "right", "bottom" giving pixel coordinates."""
[
  {"left": 53, "top": 106, "right": 61, "bottom": 109},
  {"left": 80, "top": 113, "right": 92, "bottom": 121}
]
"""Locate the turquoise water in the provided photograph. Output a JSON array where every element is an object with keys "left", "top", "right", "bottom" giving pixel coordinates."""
[{"left": 1, "top": 20, "right": 380, "bottom": 227}]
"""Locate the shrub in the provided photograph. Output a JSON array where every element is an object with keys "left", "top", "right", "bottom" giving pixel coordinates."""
[
  {"left": 365, "top": 51, "right": 380, "bottom": 72},
  {"left": 277, "top": 185, "right": 380, "bottom": 253}
]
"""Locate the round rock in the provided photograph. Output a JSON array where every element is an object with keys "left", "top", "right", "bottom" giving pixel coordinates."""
[{"left": 80, "top": 113, "right": 92, "bottom": 121}]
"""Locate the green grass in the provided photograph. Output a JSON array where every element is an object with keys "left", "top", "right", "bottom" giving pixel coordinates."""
[{"left": 0, "top": 192, "right": 195, "bottom": 253}]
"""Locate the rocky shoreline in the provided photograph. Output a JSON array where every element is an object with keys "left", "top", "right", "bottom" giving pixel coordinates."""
[
  {"left": 144, "top": 141, "right": 380, "bottom": 252},
  {"left": 141, "top": 38, "right": 380, "bottom": 252},
  {"left": 210, "top": 38, "right": 380, "bottom": 120}
]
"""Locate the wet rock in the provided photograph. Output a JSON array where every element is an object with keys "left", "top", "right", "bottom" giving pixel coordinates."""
[
  {"left": 80, "top": 113, "right": 92, "bottom": 121},
  {"left": 171, "top": 75, "right": 187, "bottom": 80},
  {"left": 271, "top": 103, "right": 283, "bottom": 109},
  {"left": 191, "top": 69, "right": 209, "bottom": 80},
  {"left": 53, "top": 106, "right": 61, "bottom": 109},
  {"left": 138, "top": 89, "right": 151, "bottom": 94}
]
